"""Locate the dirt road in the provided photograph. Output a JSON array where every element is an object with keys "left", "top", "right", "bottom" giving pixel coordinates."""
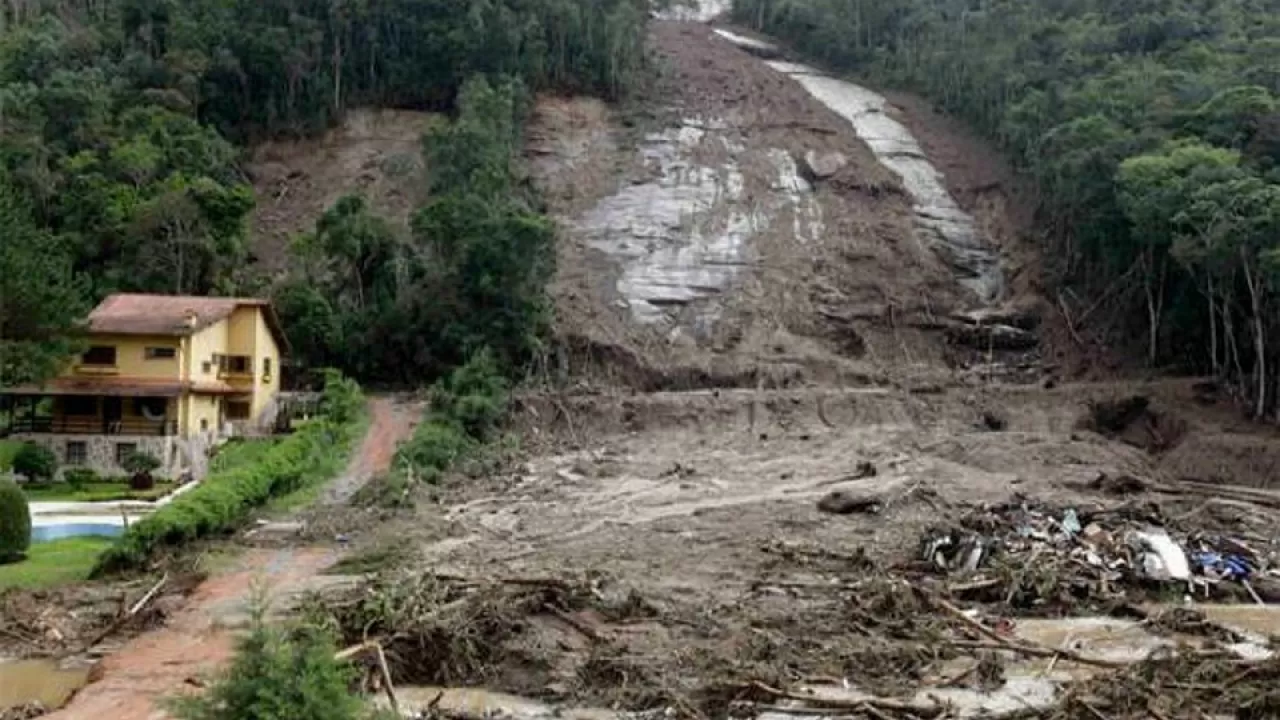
[{"left": 45, "top": 396, "right": 415, "bottom": 720}]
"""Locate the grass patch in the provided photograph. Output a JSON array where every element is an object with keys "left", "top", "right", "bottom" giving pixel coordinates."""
[
  {"left": 21, "top": 481, "right": 178, "bottom": 502},
  {"left": 0, "top": 439, "right": 22, "bottom": 471},
  {"left": 0, "top": 536, "right": 113, "bottom": 590}
]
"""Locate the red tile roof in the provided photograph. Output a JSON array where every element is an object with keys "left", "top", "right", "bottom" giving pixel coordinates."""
[
  {"left": 88, "top": 293, "right": 289, "bottom": 353},
  {"left": 89, "top": 294, "right": 260, "bottom": 336}
]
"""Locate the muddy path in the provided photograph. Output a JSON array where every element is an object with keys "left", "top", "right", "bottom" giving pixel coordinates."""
[{"left": 41, "top": 396, "right": 416, "bottom": 720}]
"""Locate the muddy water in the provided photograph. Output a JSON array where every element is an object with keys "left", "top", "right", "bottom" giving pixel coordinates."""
[{"left": 0, "top": 659, "right": 92, "bottom": 711}]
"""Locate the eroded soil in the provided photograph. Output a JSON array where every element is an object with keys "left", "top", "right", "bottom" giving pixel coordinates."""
[{"left": 333, "top": 379, "right": 1280, "bottom": 719}]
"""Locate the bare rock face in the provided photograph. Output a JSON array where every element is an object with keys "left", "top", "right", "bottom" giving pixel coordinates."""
[{"left": 798, "top": 150, "right": 849, "bottom": 181}]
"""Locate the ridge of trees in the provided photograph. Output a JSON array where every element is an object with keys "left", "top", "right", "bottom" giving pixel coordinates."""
[
  {"left": 0, "top": 0, "right": 654, "bottom": 386},
  {"left": 733, "top": 0, "right": 1280, "bottom": 417},
  {"left": 276, "top": 76, "right": 556, "bottom": 383}
]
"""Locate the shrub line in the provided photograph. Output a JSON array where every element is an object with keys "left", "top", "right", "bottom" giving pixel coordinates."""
[{"left": 92, "top": 370, "right": 365, "bottom": 576}]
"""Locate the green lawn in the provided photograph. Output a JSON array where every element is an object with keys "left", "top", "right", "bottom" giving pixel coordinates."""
[
  {"left": 0, "top": 537, "right": 114, "bottom": 590},
  {"left": 0, "top": 439, "right": 22, "bottom": 471},
  {"left": 21, "top": 481, "right": 176, "bottom": 503}
]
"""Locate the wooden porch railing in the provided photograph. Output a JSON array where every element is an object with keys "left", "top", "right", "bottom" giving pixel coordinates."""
[{"left": 5, "top": 417, "right": 177, "bottom": 436}]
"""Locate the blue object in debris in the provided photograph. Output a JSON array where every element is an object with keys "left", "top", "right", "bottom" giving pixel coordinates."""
[{"left": 1192, "top": 551, "right": 1254, "bottom": 580}]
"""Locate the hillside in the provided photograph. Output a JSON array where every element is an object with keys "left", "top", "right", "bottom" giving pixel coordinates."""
[
  {"left": 527, "top": 21, "right": 1046, "bottom": 390},
  {"left": 245, "top": 110, "right": 433, "bottom": 274}
]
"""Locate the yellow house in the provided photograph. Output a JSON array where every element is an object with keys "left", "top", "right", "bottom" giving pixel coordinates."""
[{"left": 0, "top": 294, "right": 287, "bottom": 478}]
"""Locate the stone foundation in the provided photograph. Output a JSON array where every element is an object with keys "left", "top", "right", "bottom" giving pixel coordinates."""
[{"left": 13, "top": 433, "right": 179, "bottom": 479}]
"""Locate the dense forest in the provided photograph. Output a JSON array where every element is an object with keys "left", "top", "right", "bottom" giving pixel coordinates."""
[
  {"left": 734, "top": 0, "right": 1280, "bottom": 416},
  {"left": 0, "top": 0, "right": 653, "bottom": 387}
]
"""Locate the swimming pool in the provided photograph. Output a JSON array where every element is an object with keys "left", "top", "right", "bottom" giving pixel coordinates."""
[{"left": 31, "top": 522, "right": 124, "bottom": 543}]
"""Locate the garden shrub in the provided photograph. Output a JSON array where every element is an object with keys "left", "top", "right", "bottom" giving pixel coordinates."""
[
  {"left": 63, "top": 467, "right": 99, "bottom": 491},
  {"left": 0, "top": 478, "right": 32, "bottom": 562},
  {"left": 123, "top": 451, "right": 162, "bottom": 490},
  {"left": 93, "top": 371, "right": 365, "bottom": 575},
  {"left": 13, "top": 443, "right": 56, "bottom": 482}
]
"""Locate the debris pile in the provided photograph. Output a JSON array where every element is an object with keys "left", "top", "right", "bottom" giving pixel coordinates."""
[
  {"left": 920, "top": 498, "right": 1280, "bottom": 610},
  {"left": 300, "top": 570, "right": 657, "bottom": 695}
]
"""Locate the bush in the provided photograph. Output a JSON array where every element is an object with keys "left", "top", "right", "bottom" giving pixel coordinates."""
[
  {"left": 93, "top": 373, "right": 365, "bottom": 575},
  {"left": 64, "top": 468, "right": 99, "bottom": 491},
  {"left": 429, "top": 349, "right": 509, "bottom": 440},
  {"left": 358, "top": 350, "right": 509, "bottom": 508},
  {"left": 13, "top": 443, "right": 57, "bottom": 482},
  {"left": 0, "top": 478, "right": 32, "bottom": 562},
  {"left": 168, "top": 591, "right": 362, "bottom": 720},
  {"left": 123, "top": 451, "right": 162, "bottom": 490}
]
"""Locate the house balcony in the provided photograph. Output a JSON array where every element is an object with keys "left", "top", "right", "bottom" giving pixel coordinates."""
[
  {"left": 5, "top": 416, "right": 178, "bottom": 437},
  {"left": 217, "top": 369, "right": 256, "bottom": 389}
]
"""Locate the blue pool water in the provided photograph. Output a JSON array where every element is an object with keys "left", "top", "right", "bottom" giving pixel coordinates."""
[{"left": 31, "top": 523, "right": 125, "bottom": 543}]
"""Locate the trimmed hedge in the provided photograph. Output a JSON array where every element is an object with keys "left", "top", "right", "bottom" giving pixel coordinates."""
[
  {"left": 0, "top": 478, "right": 32, "bottom": 562},
  {"left": 93, "top": 371, "right": 364, "bottom": 575}
]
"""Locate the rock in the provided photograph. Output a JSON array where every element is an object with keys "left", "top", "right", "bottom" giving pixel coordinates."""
[
  {"left": 945, "top": 322, "right": 1038, "bottom": 351},
  {"left": 799, "top": 150, "right": 849, "bottom": 182},
  {"left": 248, "top": 520, "right": 305, "bottom": 536},
  {"left": 817, "top": 491, "right": 882, "bottom": 515},
  {"left": 1089, "top": 472, "right": 1148, "bottom": 495}
]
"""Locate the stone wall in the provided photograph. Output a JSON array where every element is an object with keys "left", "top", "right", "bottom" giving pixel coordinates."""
[{"left": 12, "top": 433, "right": 178, "bottom": 479}]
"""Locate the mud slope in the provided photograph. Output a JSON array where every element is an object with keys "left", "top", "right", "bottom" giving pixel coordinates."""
[
  {"left": 528, "top": 24, "right": 1039, "bottom": 390},
  {"left": 246, "top": 109, "right": 434, "bottom": 274}
]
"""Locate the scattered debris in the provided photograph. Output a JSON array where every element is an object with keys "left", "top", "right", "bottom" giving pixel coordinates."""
[
  {"left": 0, "top": 703, "right": 46, "bottom": 720},
  {"left": 659, "top": 462, "right": 697, "bottom": 479},
  {"left": 916, "top": 499, "right": 1280, "bottom": 610},
  {"left": 945, "top": 322, "right": 1038, "bottom": 351}
]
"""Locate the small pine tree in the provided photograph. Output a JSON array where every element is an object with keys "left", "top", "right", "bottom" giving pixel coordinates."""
[
  {"left": 169, "top": 585, "right": 364, "bottom": 720},
  {"left": 0, "top": 478, "right": 32, "bottom": 562}
]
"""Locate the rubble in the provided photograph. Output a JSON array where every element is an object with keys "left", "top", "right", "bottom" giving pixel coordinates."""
[{"left": 918, "top": 498, "right": 1280, "bottom": 610}]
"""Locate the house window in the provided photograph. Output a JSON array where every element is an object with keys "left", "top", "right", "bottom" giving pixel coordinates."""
[
  {"left": 81, "top": 345, "right": 117, "bottom": 366},
  {"left": 200, "top": 418, "right": 209, "bottom": 432},
  {"left": 145, "top": 346, "right": 176, "bottom": 360},
  {"left": 218, "top": 355, "right": 251, "bottom": 374},
  {"left": 202, "top": 361, "right": 213, "bottom": 374},
  {"left": 262, "top": 358, "right": 272, "bottom": 380},
  {"left": 65, "top": 441, "right": 87, "bottom": 466},
  {"left": 116, "top": 442, "right": 137, "bottom": 466},
  {"left": 226, "top": 401, "right": 251, "bottom": 420},
  {"left": 63, "top": 396, "right": 98, "bottom": 417}
]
